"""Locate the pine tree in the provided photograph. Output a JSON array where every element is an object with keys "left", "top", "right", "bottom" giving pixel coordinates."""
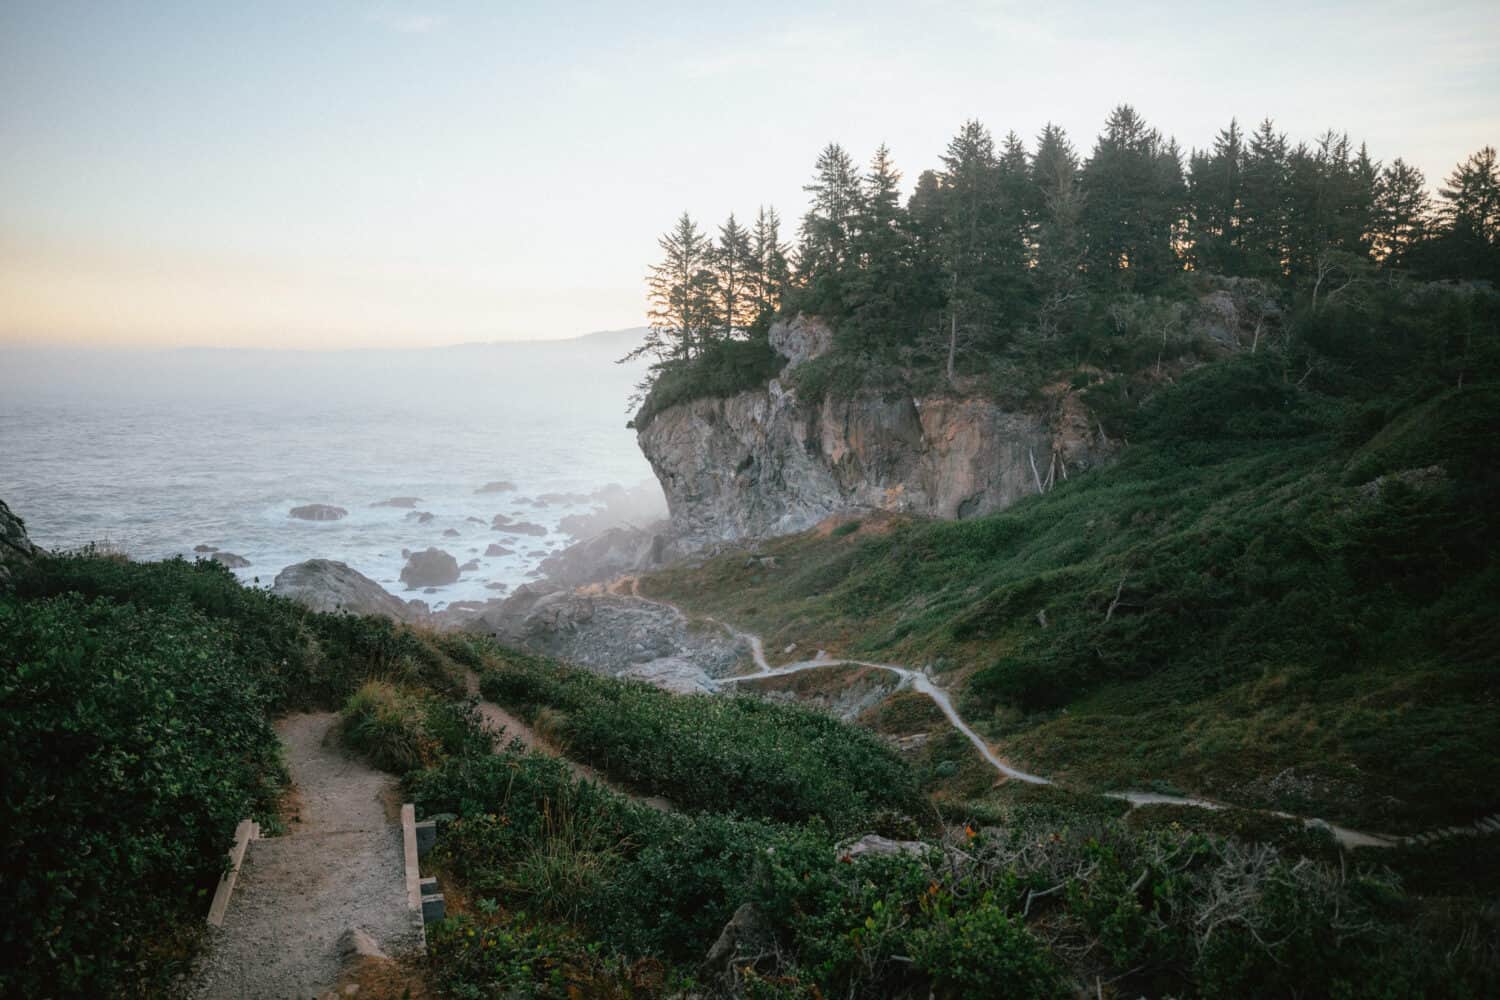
[
  {"left": 1239, "top": 119, "right": 1290, "bottom": 278},
  {"left": 845, "top": 144, "right": 912, "bottom": 349},
  {"left": 797, "top": 143, "right": 863, "bottom": 311},
  {"left": 1031, "top": 123, "right": 1084, "bottom": 330},
  {"left": 711, "top": 214, "right": 756, "bottom": 340},
  {"left": 624, "top": 212, "right": 715, "bottom": 367},
  {"left": 1186, "top": 119, "right": 1245, "bottom": 274},
  {"left": 1431, "top": 146, "right": 1500, "bottom": 280},
  {"left": 1372, "top": 158, "right": 1431, "bottom": 269},
  {"left": 936, "top": 121, "right": 1002, "bottom": 377},
  {"left": 749, "top": 206, "right": 791, "bottom": 326},
  {"left": 1080, "top": 105, "right": 1185, "bottom": 290}
]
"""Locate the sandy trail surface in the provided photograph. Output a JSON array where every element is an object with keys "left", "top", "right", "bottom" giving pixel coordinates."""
[{"left": 189, "top": 712, "right": 421, "bottom": 999}]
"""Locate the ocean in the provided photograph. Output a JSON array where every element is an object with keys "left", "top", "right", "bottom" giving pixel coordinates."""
[{"left": 0, "top": 329, "right": 661, "bottom": 607}]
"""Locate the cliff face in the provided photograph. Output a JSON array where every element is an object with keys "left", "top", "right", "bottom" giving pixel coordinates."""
[
  {"left": 636, "top": 319, "right": 1114, "bottom": 548},
  {"left": 0, "top": 498, "right": 40, "bottom": 589}
]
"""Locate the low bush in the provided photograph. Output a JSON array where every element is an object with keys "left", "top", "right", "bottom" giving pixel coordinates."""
[
  {"left": 0, "top": 594, "right": 284, "bottom": 996},
  {"left": 476, "top": 645, "right": 922, "bottom": 831}
]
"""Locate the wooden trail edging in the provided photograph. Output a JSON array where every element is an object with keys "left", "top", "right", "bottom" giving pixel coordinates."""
[{"left": 206, "top": 818, "right": 260, "bottom": 926}]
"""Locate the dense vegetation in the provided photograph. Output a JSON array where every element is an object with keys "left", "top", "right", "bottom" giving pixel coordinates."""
[
  {"left": 626, "top": 106, "right": 1499, "bottom": 422},
  {"left": 645, "top": 281, "right": 1500, "bottom": 833},
  {"left": 0, "top": 552, "right": 464, "bottom": 996},
  {"left": 458, "top": 638, "right": 922, "bottom": 831},
  {"left": 397, "top": 703, "right": 1496, "bottom": 998}
]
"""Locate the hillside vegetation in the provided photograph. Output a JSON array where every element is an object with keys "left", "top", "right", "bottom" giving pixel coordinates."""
[{"left": 643, "top": 283, "right": 1500, "bottom": 834}]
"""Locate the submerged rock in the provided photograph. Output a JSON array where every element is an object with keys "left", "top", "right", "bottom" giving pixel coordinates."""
[
  {"left": 288, "top": 503, "right": 347, "bottom": 521},
  {"left": 371, "top": 496, "right": 422, "bottom": 509},
  {"left": 476, "top": 481, "right": 517, "bottom": 494},
  {"left": 271, "top": 559, "right": 422, "bottom": 622},
  {"left": 400, "top": 547, "right": 460, "bottom": 589}
]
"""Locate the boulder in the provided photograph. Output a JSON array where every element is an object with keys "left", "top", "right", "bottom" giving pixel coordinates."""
[
  {"left": 767, "top": 314, "right": 834, "bottom": 369},
  {"left": 400, "top": 548, "right": 460, "bottom": 589},
  {"left": 271, "top": 559, "right": 421, "bottom": 621},
  {"left": 371, "top": 496, "right": 422, "bottom": 509},
  {"left": 211, "top": 551, "right": 251, "bottom": 569},
  {"left": 836, "top": 834, "right": 929, "bottom": 861},
  {"left": 0, "top": 498, "right": 41, "bottom": 589},
  {"left": 476, "top": 481, "right": 517, "bottom": 494},
  {"left": 701, "top": 903, "right": 767, "bottom": 980},
  {"left": 288, "top": 503, "right": 347, "bottom": 521}
]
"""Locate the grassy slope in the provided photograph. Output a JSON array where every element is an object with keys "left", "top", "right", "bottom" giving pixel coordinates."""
[{"left": 643, "top": 360, "right": 1500, "bottom": 833}]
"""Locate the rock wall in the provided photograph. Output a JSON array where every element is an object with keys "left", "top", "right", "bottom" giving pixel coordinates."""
[
  {"left": 637, "top": 375, "right": 1112, "bottom": 548},
  {"left": 0, "top": 498, "right": 41, "bottom": 589}
]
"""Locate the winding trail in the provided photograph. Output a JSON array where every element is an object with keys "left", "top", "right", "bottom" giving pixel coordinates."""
[{"left": 625, "top": 578, "right": 1496, "bottom": 851}]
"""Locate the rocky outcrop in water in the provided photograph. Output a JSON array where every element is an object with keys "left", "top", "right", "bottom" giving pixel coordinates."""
[
  {"left": 271, "top": 559, "right": 424, "bottom": 621},
  {"left": 0, "top": 499, "right": 40, "bottom": 589},
  {"left": 211, "top": 551, "right": 251, "bottom": 569},
  {"left": 539, "top": 525, "right": 674, "bottom": 588},
  {"left": 399, "top": 548, "right": 459, "bottom": 589},
  {"left": 289, "top": 504, "right": 348, "bottom": 521}
]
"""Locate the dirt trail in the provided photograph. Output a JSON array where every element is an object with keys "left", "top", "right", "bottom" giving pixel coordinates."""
[
  {"left": 622, "top": 579, "right": 1497, "bottom": 850},
  {"left": 189, "top": 713, "right": 421, "bottom": 999},
  {"left": 465, "top": 671, "right": 673, "bottom": 812}
]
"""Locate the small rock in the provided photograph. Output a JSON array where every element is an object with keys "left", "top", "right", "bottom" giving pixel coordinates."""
[
  {"left": 442, "top": 528, "right": 460, "bottom": 538},
  {"left": 459, "top": 559, "right": 480, "bottom": 572},
  {"left": 211, "top": 551, "right": 250, "bottom": 569},
  {"left": 476, "top": 481, "right": 517, "bottom": 494},
  {"left": 406, "top": 511, "right": 435, "bottom": 525},
  {"left": 193, "top": 544, "right": 218, "bottom": 553},
  {"left": 837, "top": 834, "right": 928, "bottom": 861},
  {"left": 495, "top": 521, "right": 547, "bottom": 537},
  {"left": 485, "top": 543, "right": 513, "bottom": 557}
]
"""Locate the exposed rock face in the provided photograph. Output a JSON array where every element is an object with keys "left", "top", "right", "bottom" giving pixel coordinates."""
[
  {"left": 638, "top": 378, "right": 1112, "bottom": 548},
  {"left": 271, "top": 559, "right": 422, "bottom": 621},
  {"left": 769, "top": 314, "right": 834, "bottom": 369},
  {"left": 399, "top": 548, "right": 460, "bottom": 589},
  {"left": 0, "top": 499, "right": 40, "bottom": 589},
  {"left": 474, "top": 586, "right": 746, "bottom": 688},
  {"left": 539, "top": 524, "right": 673, "bottom": 588},
  {"left": 289, "top": 504, "right": 348, "bottom": 521}
]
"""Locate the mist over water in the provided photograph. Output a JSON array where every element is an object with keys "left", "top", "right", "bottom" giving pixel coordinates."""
[{"left": 0, "top": 329, "right": 658, "bottom": 606}]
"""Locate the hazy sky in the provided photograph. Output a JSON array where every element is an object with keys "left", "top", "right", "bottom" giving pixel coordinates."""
[{"left": 3, "top": 1, "right": 1497, "bottom": 348}]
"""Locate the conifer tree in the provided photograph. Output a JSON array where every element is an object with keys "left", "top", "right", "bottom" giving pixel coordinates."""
[
  {"left": 845, "top": 144, "right": 911, "bottom": 348},
  {"left": 1432, "top": 146, "right": 1500, "bottom": 280},
  {"left": 1187, "top": 119, "right": 1245, "bottom": 274},
  {"left": 1031, "top": 123, "right": 1085, "bottom": 329},
  {"left": 1371, "top": 158, "right": 1431, "bottom": 269},
  {"left": 1080, "top": 105, "right": 1185, "bottom": 290},
  {"left": 797, "top": 143, "right": 863, "bottom": 310},
  {"left": 1239, "top": 119, "right": 1290, "bottom": 278},
  {"left": 749, "top": 206, "right": 791, "bottom": 325},
  {"left": 711, "top": 213, "right": 756, "bottom": 340},
  {"left": 623, "top": 212, "right": 715, "bottom": 366},
  {"left": 938, "top": 120, "right": 1002, "bottom": 378}
]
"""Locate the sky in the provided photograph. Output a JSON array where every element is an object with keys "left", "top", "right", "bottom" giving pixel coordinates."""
[{"left": 2, "top": 1, "right": 1497, "bottom": 349}]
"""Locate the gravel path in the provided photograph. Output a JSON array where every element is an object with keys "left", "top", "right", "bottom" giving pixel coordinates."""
[{"left": 189, "top": 712, "right": 422, "bottom": 999}]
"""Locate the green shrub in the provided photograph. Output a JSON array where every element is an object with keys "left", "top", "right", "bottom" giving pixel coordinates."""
[
  {"left": 0, "top": 594, "right": 283, "bottom": 996},
  {"left": 633, "top": 335, "right": 784, "bottom": 430},
  {"left": 477, "top": 647, "right": 922, "bottom": 831}
]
